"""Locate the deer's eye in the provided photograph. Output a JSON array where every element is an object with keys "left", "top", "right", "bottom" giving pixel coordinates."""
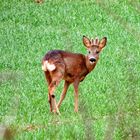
[
  {"left": 88, "top": 51, "right": 91, "bottom": 54},
  {"left": 96, "top": 51, "right": 100, "bottom": 54}
]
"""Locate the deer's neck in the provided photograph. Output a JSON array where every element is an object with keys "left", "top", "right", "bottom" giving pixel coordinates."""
[{"left": 85, "top": 55, "right": 97, "bottom": 73}]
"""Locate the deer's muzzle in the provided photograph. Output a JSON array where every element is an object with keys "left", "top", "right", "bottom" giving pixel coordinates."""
[{"left": 89, "top": 57, "right": 96, "bottom": 63}]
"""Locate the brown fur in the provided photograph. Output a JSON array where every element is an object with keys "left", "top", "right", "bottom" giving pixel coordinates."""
[{"left": 42, "top": 36, "right": 107, "bottom": 114}]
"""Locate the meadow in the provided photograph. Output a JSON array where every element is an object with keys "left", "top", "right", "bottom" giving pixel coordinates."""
[{"left": 0, "top": 0, "right": 140, "bottom": 139}]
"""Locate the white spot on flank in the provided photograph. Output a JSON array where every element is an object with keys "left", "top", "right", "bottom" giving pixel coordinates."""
[{"left": 42, "top": 61, "right": 56, "bottom": 71}]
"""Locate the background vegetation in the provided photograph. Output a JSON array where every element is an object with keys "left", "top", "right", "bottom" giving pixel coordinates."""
[{"left": 0, "top": 0, "right": 140, "bottom": 139}]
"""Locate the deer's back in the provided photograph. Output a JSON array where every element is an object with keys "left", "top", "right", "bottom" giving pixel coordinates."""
[{"left": 43, "top": 50, "right": 89, "bottom": 82}]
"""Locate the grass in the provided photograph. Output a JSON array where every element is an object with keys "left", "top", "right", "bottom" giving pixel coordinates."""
[{"left": 0, "top": 0, "right": 140, "bottom": 139}]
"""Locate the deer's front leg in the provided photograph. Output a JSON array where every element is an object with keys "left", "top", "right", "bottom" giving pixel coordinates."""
[{"left": 73, "top": 80, "right": 80, "bottom": 112}]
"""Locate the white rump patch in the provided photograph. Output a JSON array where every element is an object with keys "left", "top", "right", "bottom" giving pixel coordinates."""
[
  {"left": 42, "top": 65, "right": 47, "bottom": 71},
  {"left": 42, "top": 61, "right": 56, "bottom": 72}
]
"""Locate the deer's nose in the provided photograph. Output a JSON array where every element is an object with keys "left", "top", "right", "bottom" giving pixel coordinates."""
[{"left": 89, "top": 58, "right": 96, "bottom": 62}]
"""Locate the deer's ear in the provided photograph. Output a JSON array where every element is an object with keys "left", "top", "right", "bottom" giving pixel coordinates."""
[
  {"left": 83, "top": 36, "right": 91, "bottom": 48},
  {"left": 99, "top": 37, "right": 107, "bottom": 49}
]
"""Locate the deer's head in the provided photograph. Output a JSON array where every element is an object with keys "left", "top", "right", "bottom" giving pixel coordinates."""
[{"left": 83, "top": 36, "right": 107, "bottom": 64}]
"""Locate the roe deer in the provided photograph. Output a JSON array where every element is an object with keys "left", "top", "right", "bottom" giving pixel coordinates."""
[{"left": 42, "top": 36, "right": 107, "bottom": 114}]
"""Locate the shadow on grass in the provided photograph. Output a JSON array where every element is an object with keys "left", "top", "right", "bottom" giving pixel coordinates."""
[{"left": 0, "top": 71, "right": 22, "bottom": 140}]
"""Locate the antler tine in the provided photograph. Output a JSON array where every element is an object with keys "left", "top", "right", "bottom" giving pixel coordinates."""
[
  {"left": 95, "top": 37, "right": 99, "bottom": 45},
  {"left": 92, "top": 37, "right": 99, "bottom": 46},
  {"left": 91, "top": 39, "right": 94, "bottom": 45}
]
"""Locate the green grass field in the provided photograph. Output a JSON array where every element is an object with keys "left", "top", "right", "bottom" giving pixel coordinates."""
[{"left": 0, "top": 0, "right": 140, "bottom": 139}]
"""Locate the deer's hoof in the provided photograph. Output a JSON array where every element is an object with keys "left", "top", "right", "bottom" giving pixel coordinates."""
[
  {"left": 52, "top": 109, "right": 61, "bottom": 115},
  {"left": 74, "top": 109, "right": 78, "bottom": 113}
]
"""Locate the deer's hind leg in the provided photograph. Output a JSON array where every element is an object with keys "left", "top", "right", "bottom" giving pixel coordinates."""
[
  {"left": 57, "top": 81, "right": 70, "bottom": 109},
  {"left": 49, "top": 65, "right": 65, "bottom": 114},
  {"left": 44, "top": 71, "right": 53, "bottom": 112}
]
